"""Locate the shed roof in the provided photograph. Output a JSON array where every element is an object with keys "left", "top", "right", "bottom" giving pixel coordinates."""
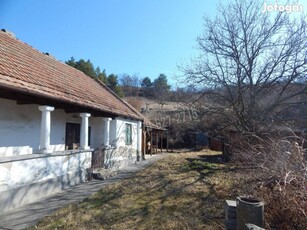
[{"left": 0, "top": 30, "right": 142, "bottom": 120}]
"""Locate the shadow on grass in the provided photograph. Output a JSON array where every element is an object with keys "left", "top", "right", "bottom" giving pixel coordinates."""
[
  {"left": 182, "top": 152, "right": 240, "bottom": 176},
  {"left": 34, "top": 153, "right": 246, "bottom": 229}
]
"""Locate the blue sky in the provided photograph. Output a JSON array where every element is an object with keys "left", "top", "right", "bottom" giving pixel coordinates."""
[
  {"left": 0, "top": 0, "right": 222, "bottom": 86},
  {"left": 1, "top": 0, "right": 306, "bottom": 86}
]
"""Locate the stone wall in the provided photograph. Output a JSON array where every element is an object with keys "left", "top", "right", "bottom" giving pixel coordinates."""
[
  {"left": 103, "top": 117, "right": 141, "bottom": 169},
  {"left": 0, "top": 150, "right": 92, "bottom": 213},
  {"left": 104, "top": 146, "right": 138, "bottom": 169}
]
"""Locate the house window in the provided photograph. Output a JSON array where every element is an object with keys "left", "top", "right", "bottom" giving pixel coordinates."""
[{"left": 125, "top": 123, "right": 132, "bottom": 145}]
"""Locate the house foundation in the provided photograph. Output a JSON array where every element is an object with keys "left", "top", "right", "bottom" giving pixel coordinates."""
[{"left": 0, "top": 150, "right": 92, "bottom": 213}]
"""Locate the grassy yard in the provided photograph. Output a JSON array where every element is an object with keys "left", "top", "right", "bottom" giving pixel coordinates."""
[{"left": 30, "top": 150, "right": 256, "bottom": 230}]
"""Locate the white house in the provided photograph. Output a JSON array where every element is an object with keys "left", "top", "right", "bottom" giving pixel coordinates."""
[{"left": 0, "top": 30, "right": 143, "bottom": 212}]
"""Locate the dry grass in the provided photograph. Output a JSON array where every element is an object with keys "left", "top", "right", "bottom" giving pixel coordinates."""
[
  {"left": 126, "top": 97, "right": 180, "bottom": 113},
  {"left": 29, "top": 150, "right": 257, "bottom": 230}
]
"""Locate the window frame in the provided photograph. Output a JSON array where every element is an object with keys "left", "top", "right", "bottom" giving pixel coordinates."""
[{"left": 125, "top": 123, "right": 132, "bottom": 145}]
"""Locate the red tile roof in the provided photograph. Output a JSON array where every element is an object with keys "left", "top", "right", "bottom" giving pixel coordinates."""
[{"left": 0, "top": 30, "right": 142, "bottom": 120}]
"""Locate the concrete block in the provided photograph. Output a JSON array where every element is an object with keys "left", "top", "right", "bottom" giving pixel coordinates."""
[
  {"left": 225, "top": 200, "right": 237, "bottom": 230},
  {"left": 245, "top": 223, "right": 265, "bottom": 230}
]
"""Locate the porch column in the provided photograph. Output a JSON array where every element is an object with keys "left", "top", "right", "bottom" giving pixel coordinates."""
[
  {"left": 80, "top": 113, "right": 91, "bottom": 150},
  {"left": 103, "top": 117, "right": 112, "bottom": 147},
  {"left": 38, "top": 106, "right": 55, "bottom": 153},
  {"left": 137, "top": 121, "right": 142, "bottom": 161}
]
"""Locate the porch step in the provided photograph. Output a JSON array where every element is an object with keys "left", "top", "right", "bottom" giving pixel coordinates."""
[{"left": 92, "top": 168, "right": 117, "bottom": 180}]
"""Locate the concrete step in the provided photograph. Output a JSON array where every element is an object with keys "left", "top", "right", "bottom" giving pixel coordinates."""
[{"left": 92, "top": 168, "right": 117, "bottom": 180}]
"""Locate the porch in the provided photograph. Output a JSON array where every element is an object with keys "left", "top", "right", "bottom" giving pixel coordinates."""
[{"left": 0, "top": 149, "right": 92, "bottom": 213}]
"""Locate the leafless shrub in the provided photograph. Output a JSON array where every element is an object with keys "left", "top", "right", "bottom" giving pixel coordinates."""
[
  {"left": 125, "top": 96, "right": 143, "bottom": 112},
  {"left": 229, "top": 130, "right": 307, "bottom": 229}
]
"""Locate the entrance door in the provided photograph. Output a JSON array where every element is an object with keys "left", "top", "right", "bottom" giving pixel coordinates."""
[
  {"left": 65, "top": 123, "right": 80, "bottom": 150},
  {"left": 65, "top": 123, "right": 91, "bottom": 150}
]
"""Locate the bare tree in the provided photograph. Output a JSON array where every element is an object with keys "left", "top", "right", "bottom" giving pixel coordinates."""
[
  {"left": 120, "top": 73, "right": 140, "bottom": 97},
  {"left": 179, "top": 3, "right": 307, "bottom": 226},
  {"left": 181, "top": 0, "right": 307, "bottom": 133}
]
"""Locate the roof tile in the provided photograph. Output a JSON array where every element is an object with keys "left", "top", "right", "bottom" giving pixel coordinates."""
[{"left": 0, "top": 30, "right": 142, "bottom": 120}]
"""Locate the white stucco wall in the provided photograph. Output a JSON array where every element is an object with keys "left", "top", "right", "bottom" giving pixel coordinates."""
[
  {"left": 0, "top": 98, "right": 141, "bottom": 160},
  {"left": 0, "top": 98, "right": 108, "bottom": 157},
  {"left": 103, "top": 117, "right": 141, "bottom": 168},
  {"left": 112, "top": 117, "right": 138, "bottom": 147},
  {"left": 0, "top": 99, "right": 41, "bottom": 156},
  {"left": 0, "top": 151, "right": 91, "bottom": 193},
  {"left": 0, "top": 150, "right": 92, "bottom": 212}
]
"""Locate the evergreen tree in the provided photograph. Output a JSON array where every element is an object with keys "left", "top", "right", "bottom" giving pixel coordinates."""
[
  {"left": 107, "top": 74, "right": 124, "bottom": 98},
  {"left": 141, "top": 77, "right": 153, "bottom": 98},
  {"left": 153, "top": 74, "right": 171, "bottom": 108},
  {"left": 153, "top": 74, "right": 171, "bottom": 93},
  {"left": 96, "top": 67, "right": 107, "bottom": 83},
  {"left": 65, "top": 57, "right": 123, "bottom": 97},
  {"left": 66, "top": 57, "right": 96, "bottom": 78},
  {"left": 141, "top": 77, "right": 153, "bottom": 88}
]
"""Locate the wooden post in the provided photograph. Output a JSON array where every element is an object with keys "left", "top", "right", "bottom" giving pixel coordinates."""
[
  {"left": 156, "top": 130, "right": 158, "bottom": 154},
  {"left": 166, "top": 130, "right": 169, "bottom": 152},
  {"left": 150, "top": 131, "right": 153, "bottom": 155},
  {"left": 143, "top": 130, "right": 146, "bottom": 159},
  {"left": 160, "top": 131, "right": 163, "bottom": 152}
]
